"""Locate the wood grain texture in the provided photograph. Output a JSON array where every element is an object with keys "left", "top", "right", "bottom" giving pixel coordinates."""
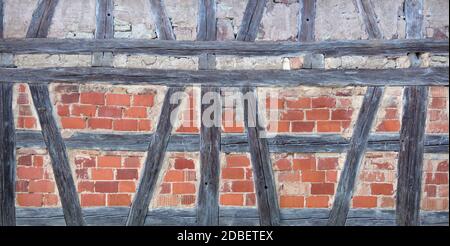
[
  {"left": 236, "top": 0, "right": 267, "bottom": 41},
  {"left": 355, "top": 0, "right": 382, "bottom": 39},
  {"left": 0, "top": 0, "right": 3, "bottom": 39},
  {"left": 1, "top": 38, "right": 447, "bottom": 56},
  {"left": 0, "top": 66, "right": 447, "bottom": 87},
  {"left": 15, "top": 130, "right": 449, "bottom": 153},
  {"left": 29, "top": 85, "right": 85, "bottom": 226},
  {"left": 396, "top": 0, "right": 427, "bottom": 226},
  {"left": 93, "top": 0, "right": 114, "bottom": 67},
  {"left": 298, "top": 0, "right": 316, "bottom": 42},
  {"left": 149, "top": 0, "right": 175, "bottom": 40},
  {"left": 196, "top": 0, "right": 221, "bottom": 226},
  {"left": 329, "top": 2, "right": 384, "bottom": 226},
  {"left": 26, "top": 0, "right": 85, "bottom": 226},
  {"left": 26, "top": 0, "right": 59, "bottom": 38},
  {"left": 328, "top": 87, "right": 384, "bottom": 226},
  {"left": 0, "top": 83, "right": 16, "bottom": 226},
  {"left": 14, "top": 207, "right": 449, "bottom": 226}
]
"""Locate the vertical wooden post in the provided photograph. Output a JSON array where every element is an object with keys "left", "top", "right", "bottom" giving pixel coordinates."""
[
  {"left": 396, "top": 0, "right": 427, "bottom": 226},
  {"left": 93, "top": 0, "right": 114, "bottom": 67},
  {"left": 196, "top": 0, "right": 221, "bottom": 226}
]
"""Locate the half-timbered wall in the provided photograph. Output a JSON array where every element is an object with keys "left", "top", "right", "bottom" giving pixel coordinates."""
[{"left": 0, "top": 0, "right": 448, "bottom": 226}]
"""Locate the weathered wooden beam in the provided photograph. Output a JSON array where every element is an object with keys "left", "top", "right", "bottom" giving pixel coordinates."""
[
  {"left": 0, "top": 83, "right": 16, "bottom": 226},
  {"left": 196, "top": 0, "right": 221, "bottom": 226},
  {"left": 93, "top": 0, "right": 114, "bottom": 67},
  {"left": 26, "top": 0, "right": 85, "bottom": 226},
  {"left": 127, "top": 0, "right": 180, "bottom": 226},
  {"left": 236, "top": 0, "right": 267, "bottom": 42},
  {"left": 237, "top": 0, "right": 280, "bottom": 226},
  {"left": 0, "top": 0, "right": 3, "bottom": 39},
  {"left": 14, "top": 207, "right": 449, "bottom": 226},
  {"left": 298, "top": 0, "right": 323, "bottom": 68},
  {"left": 1, "top": 38, "right": 448, "bottom": 56},
  {"left": 329, "top": 0, "right": 384, "bottom": 226},
  {"left": 0, "top": 66, "right": 447, "bottom": 87},
  {"left": 396, "top": 0, "right": 428, "bottom": 227},
  {"left": 328, "top": 87, "right": 384, "bottom": 226}
]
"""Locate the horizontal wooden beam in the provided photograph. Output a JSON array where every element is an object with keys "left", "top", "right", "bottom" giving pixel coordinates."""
[
  {"left": 0, "top": 67, "right": 447, "bottom": 87},
  {"left": 1, "top": 38, "right": 447, "bottom": 56},
  {"left": 15, "top": 130, "right": 449, "bottom": 153},
  {"left": 14, "top": 207, "right": 449, "bottom": 226}
]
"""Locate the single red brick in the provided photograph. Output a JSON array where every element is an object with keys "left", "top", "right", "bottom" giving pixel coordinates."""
[
  {"left": 18, "top": 84, "right": 27, "bottom": 93},
  {"left": 106, "top": 94, "right": 131, "bottom": 106},
  {"left": 81, "top": 193, "right": 106, "bottom": 207},
  {"left": 437, "top": 161, "right": 449, "bottom": 172},
  {"left": 124, "top": 157, "right": 141, "bottom": 167},
  {"left": 74, "top": 156, "right": 96, "bottom": 168},
  {"left": 291, "top": 121, "right": 315, "bottom": 132},
  {"left": 317, "top": 158, "right": 338, "bottom": 170},
  {"left": 222, "top": 168, "right": 245, "bottom": 179},
  {"left": 380, "top": 197, "right": 395, "bottom": 208},
  {"left": 267, "top": 121, "right": 290, "bottom": 132},
  {"left": 184, "top": 170, "right": 197, "bottom": 182},
  {"left": 426, "top": 173, "right": 449, "bottom": 185},
  {"left": 160, "top": 183, "right": 171, "bottom": 194},
  {"left": 98, "top": 155, "right": 121, "bottom": 167},
  {"left": 76, "top": 168, "right": 89, "bottom": 179},
  {"left": 71, "top": 104, "right": 97, "bottom": 117},
  {"left": 43, "top": 194, "right": 59, "bottom": 206},
  {"left": 98, "top": 106, "right": 122, "bottom": 118},
  {"left": 133, "top": 94, "right": 154, "bottom": 107},
  {"left": 326, "top": 170, "right": 338, "bottom": 183},
  {"left": 181, "top": 195, "right": 196, "bottom": 205},
  {"left": 17, "top": 167, "right": 43, "bottom": 180},
  {"left": 57, "top": 105, "right": 70, "bottom": 116},
  {"left": 430, "top": 87, "right": 448, "bottom": 97},
  {"left": 371, "top": 183, "right": 394, "bottom": 195},
  {"left": 124, "top": 107, "right": 147, "bottom": 118},
  {"left": 60, "top": 93, "right": 79, "bottom": 103},
  {"left": 281, "top": 110, "right": 304, "bottom": 121},
  {"left": 119, "top": 181, "right": 136, "bottom": 192},
  {"left": 80, "top": 92, "right": 105, "bottom": 105},
  {"left": 61, "top": 117, "right": 86, "bottom": 129},
  {"left": 18, "top": 116, "right": 37, "bottom": 129},
  {"left": 274, "top": 159, "right": 292, "bottom": 171},
  {"left": 425, "top": 185, "right": 437, "bottom": 197},
  {"left": 173, "top": 183, "right": 196, "bottom": 194},
  {"left": 91, "top": 168, "right": 114, "bottom": 180},
  {"left": 88, "top": 118, "right": 113, "bottom": 129},
  {"left": 18, "top": 155, "right": 33, "bottom": 166},
  {"left": 16, "top": 180, "right": 29, "bottom": 192},
  {"left": 376, "top": 120, "right": 400, "bottom": 132},
  {"left": 306, "top": 109, "right": 329, "bottom": 120},
  {"left": 302, "top": 170, "right": 325, "bottom": 183},
  {"left": 312, "top": 97, "right": 336, "bottom": 108},
  {"left": 306, "top": 196, "right": 329, "bottom": 208},
  {"left": 220, "top": 194, "right": 244, "bottom": 206},
  {"left": 226, "top": 155, "right": 250, "bottom": 167},
  {"left": 116, "top": 169, "right": 139, "bottom": 180},
  {"left": 384, "top": 108, "right": 398, "bottom": 119},
  {"left": 331, "top": 109, "right": 353, "bottom": 120},
  {"left": 317, "top": 121, "right": 341, "bottom": 132},
  {"left": 17, "top": 193, "right": 43, "bottom": 207},
  {"left": 108, "top": 194, "right": 131, "bottom": 206},
  {"left": 231, "top": 180, "right": 254, "bottom": 192},
  {"left": 430, "top": 98, "right": 446, "bottom": 109},
  {"left": 245, "top": 193, "right": 256, "bottom": 206},
  {"left": 278, "top": 172, "right": 301, "bottom": 182},
  {"left": 113, "top": 119, "right": 138, "bottom": 131},
  {"left": 17, "top": 93, "right": 29, "bottom": 104},
  {"left": 311, "top": 183, "right": 335, "bottom": 195},
  {"left": 286, "top": 98, "right": 311, "bottom": 109},
  {"left": 174, "top": 158, "right": 195, "bottom": 169},
  {"left": 164, "top": 170, "right": 184, "bottom": 182},
  {"left": 280, "top": 195, "right": 304, "bottom": 208},
  {"left": 138, "top": 119, "right": 152, "bottom": 131},
  {"left": 29, "top": 180, "right": 55, "bottom": 193},
  {"left": 427, "top": 122, "right": 449, "bottom": 133},
  {"left": 94, "top": 181, "right": 119, "bottom": 193},
  {"left": 33, "top": 156, "right": 44, "bottom": 167},
  {"left": 293, "top": 157, "right": 316, "bottom": 170},
  {"left": 78, "top": 181, "right": 95, "bottom": 192},
  {"left": 352, "top": 196, "right": 377, "bottom": 208}
]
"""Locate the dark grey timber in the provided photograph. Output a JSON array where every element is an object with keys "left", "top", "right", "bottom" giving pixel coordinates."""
[
  {"left": 396, "top": 0, "right": 428, "bottom": 226},
  {"left": 0, "top": 0, "right": 16, "bottom": 226},
  {"left": 93, "top": 0, "right": 114, "bottom": 67},
  {"left": 0, "top": 83, "right": 16, "bottom": 226},
  {"left": 0, "top": 67, "right": 447, "bottom": 87},
  {"left": 26, "top": 0, "right": 85, "bottom": 226},
  {"left": 127, "top": 0, "right": 182, "bottom": 226},
  {"left": 237, "top": 0, "right": 280, "bottom": 226},
  {"left": 328, "top": 0, "right": 384, "bottom": 226},
  {"left": 197, "top": 0, "right": 221, "bottom": 226},
  {"left": 15, "top": 131, "right": 449, "bottom": 154},
  {"left": 0, "top": 38, "right": 447, "bottom": 57},
  {"left": 298, "top": 0, "right": 316, "bottom": 42},
  {"left": 14, "top": 207, "right": 449, "bottom": 226}
]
